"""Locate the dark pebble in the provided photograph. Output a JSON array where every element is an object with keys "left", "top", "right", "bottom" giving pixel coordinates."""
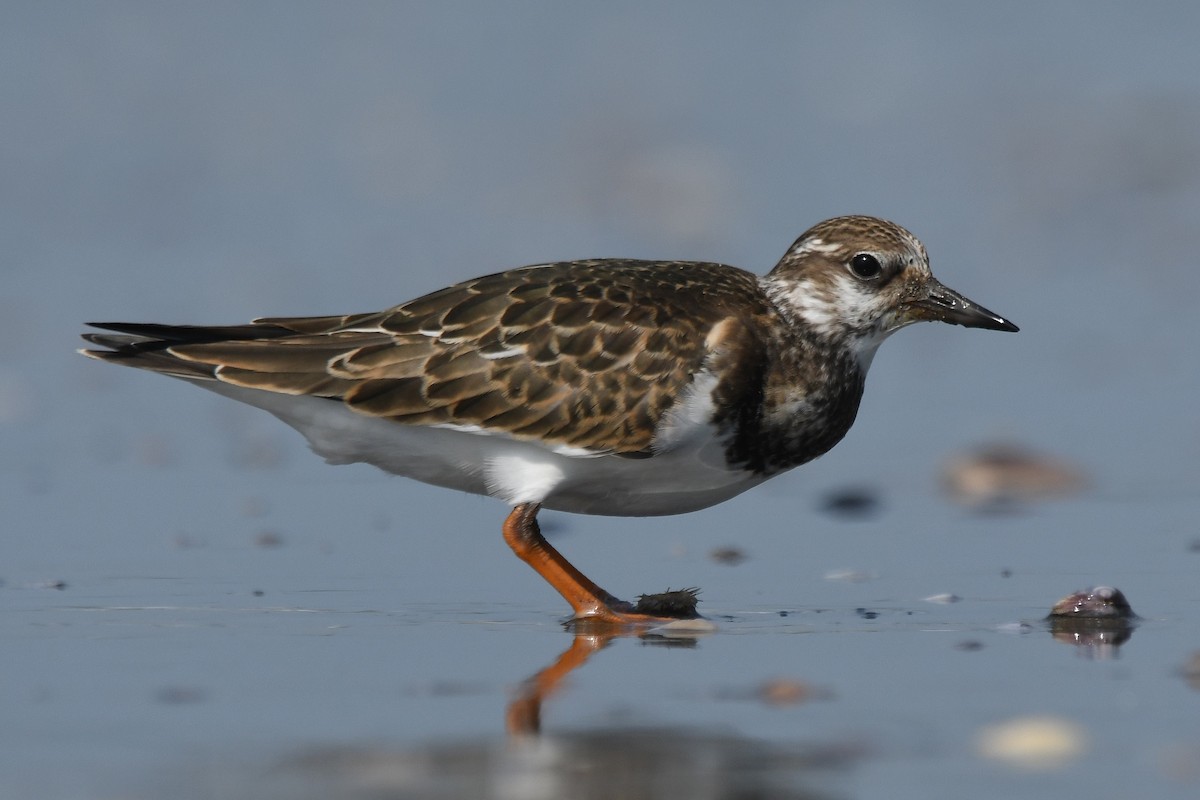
[
  {"left": 1048, "top": 586, "right": 1135, "bottom": 619},
  {"left": 255, "top": 530, "right": 284, "bottom": 548},
  {"left": 709, "top": 546, "right": 747, "bottom": 565},
  {"left": 155, "top": 686, "right": 207, "bottom": 705},
  {"left": 819, "top": 487, "right": 881, "bottom": 518}
]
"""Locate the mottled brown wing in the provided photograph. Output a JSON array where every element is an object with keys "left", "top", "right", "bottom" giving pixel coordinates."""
[{"left": 88, "top": 260, "right": 770, "bottom": 455}]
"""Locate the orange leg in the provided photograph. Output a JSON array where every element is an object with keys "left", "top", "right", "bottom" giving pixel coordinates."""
[{"left": 502, "top": 503, "right": 697, "bottom": 626}]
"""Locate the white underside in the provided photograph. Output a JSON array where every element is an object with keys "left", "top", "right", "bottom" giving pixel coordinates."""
[{"left": 192, "top": 379, "right": 766, "bottom": 517}]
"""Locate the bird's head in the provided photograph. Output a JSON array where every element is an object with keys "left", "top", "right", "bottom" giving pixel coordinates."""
[{"left": 762, "top": 215, "right": 1017, "bottom": 367}]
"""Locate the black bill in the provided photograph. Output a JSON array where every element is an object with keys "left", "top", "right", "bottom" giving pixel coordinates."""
[{"left": 908, "top": 279, "right": 1019, "bottom": 332}]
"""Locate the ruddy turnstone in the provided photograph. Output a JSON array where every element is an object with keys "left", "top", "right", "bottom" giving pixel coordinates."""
[{"left": 81, "top": 216, "right": 1017, "bottom": 625}]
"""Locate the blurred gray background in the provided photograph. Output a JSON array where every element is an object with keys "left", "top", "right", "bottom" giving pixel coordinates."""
[
  {"left": 5, "top": 3, "right": 1200, "bottom": 798},
  {"left": 8, "top": 2, "right": 1200, "bottom": 501}
]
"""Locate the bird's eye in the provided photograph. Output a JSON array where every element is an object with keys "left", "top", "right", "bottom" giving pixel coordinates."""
[{"left": 848, "top": 253, "right": 883, "bottom": 280}]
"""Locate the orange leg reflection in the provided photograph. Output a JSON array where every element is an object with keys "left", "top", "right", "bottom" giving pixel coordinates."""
[
  {"left": 507, "top": 633, "right": 617, "bottom": 736},
  {"left": 506, "top": 629, "right": 705, "bottom": 736}
]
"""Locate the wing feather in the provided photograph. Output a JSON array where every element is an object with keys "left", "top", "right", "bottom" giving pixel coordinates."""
[{"left": 82, "top": 260, "right": 772, "bottom": 455}]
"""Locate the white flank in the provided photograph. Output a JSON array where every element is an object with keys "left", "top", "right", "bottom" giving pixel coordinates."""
[
  {"left": 483, "top": 454, "right": 564, "bottom": 506},
  {"left": 651, "top": 368, "right": 720, "bottom": 453},
  {"left": 431, "top": 421, "right": 603, "bottom": 458},
  {"left": 190, "top": 375, "right": 763, "bottom": 517}
]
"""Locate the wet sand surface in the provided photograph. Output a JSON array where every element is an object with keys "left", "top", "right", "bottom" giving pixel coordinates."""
[{"left": 7, "top": 473, "right": 1200, "bottom": 799}]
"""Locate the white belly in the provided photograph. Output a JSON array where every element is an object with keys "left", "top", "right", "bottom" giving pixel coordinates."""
[{"left": 195, "top": 381, "right": 765, "bottom": 517}]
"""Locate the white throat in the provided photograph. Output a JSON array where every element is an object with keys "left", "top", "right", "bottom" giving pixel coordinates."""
[{"left": 760, "top": 274, "right": 895, "bottom": 372}]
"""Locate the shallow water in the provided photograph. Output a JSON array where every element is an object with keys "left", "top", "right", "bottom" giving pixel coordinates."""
[{"left": 8, "top": 460, "right": 1200, "bottom": 798}]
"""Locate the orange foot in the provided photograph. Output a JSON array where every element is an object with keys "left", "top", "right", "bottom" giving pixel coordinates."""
[{"left": 502, "top": 503, "right": 704, "bottom": 629}]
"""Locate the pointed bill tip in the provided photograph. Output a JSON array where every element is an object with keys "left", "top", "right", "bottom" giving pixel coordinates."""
[
  {"left": 909, "top": 280, "right": 1018, "bottom": 333},
  {"left": 987, "top": 315, "right": 1020, "bottom": 333}
]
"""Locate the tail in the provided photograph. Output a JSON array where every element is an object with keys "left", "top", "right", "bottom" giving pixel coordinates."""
[{"left": 79, "top": 321, "right": 295, "bottom": 380}]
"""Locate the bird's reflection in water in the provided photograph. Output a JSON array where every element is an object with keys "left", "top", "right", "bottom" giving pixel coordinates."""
[
  {"left": 137, "top": 628, "right": 856, "bottom": 799},
  {"left": 279, "top": 725, "right": 851, "bottom": 800},
  {"left": 263, "top": 629, "right": 855, "bottom": 800}
]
